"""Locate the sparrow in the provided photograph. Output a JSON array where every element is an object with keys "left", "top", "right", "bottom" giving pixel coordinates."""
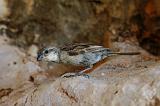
[{"left": 37, "top": 43, "right": 140, "bottom": 78}]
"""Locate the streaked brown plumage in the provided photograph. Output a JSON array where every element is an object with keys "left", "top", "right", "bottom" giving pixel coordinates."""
[{"left": 37, "top": 43, "right": 140, "bottom": 78}]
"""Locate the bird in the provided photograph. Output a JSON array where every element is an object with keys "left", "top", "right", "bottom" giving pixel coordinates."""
[{"left": 37, "top": 43, "right": 140, "bottom": 78}]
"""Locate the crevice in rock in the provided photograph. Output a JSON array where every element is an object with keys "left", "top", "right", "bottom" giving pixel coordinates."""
[
  {"left": 59, "top": 87, "right": 78, "bottom": 103},
  {"left": 114, "top": 90, "right": 118, "bottom": 95},
  {"left": 30, "top": 88, "right": 38, "bottom": 105},
  {"left": 24, "top": 96, "right": 29, "bottom": 106},
  {"left": 0, "top": 88, "right": 13, "bottom": 99},
  {"left": 29, "top": 75, "right": 34, "bottom": 82},
  {"left": 14, "top": 102, "right": 18, "bottom": 106},
  {"left": 151, "top": 97, "right": 160, "bottom": 106}
]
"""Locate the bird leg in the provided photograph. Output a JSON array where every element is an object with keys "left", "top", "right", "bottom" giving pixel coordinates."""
[
  {"left": 62, "top": 65, "right": 93, "bottom": 78},
  {"left": 78, "top": 65, "right": 93, "bottom": 74}
]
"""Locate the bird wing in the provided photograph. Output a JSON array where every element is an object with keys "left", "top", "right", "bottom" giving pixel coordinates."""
[{"left": 60, "top": 43, "right": 109, "bottom": 56}]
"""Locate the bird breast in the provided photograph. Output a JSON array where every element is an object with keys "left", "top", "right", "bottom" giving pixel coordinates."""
[{"left": 60, "top": 51, "right": 107, "bottom": 66}]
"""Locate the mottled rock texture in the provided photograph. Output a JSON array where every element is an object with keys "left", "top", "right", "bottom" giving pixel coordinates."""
[
  {"left": 0, "top": 36, "right": 160, "bottom": 106},
  {"left": 0, "top": 53, "right": 160, "bottom": 106},
  {"left": 0, "top": 36, "right": 41, "bottom": 89},
  {"left": 0, "top": 0, "right": 159, "bottom": 55}
]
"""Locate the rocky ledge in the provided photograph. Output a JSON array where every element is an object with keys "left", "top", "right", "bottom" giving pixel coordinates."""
[{"left": 0, "top": 36, "right": 160, "bottom": 106}]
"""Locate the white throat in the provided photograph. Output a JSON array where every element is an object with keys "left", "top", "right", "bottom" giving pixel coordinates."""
[{"left": 47, "top": 53, "right": 59, "bottom": 62}]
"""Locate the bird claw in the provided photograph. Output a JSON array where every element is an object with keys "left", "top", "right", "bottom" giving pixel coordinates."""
[
  {"left": 62, "top": 73, "right": 76, "bottom": 78},
  {"left": 62, "top": 72, "right": 90, "bottom": 78}
]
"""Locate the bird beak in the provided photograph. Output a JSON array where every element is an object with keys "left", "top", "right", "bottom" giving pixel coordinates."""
[{"left": 37, "top": 53, "right": 43, "bottom": 61}]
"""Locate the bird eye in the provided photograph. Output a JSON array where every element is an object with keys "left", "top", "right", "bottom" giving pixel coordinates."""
[{"left": 44, "top": 50, "right": 49, "bottom": 54}]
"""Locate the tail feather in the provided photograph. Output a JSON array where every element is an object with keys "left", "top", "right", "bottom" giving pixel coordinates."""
[{"left": 108, "top": 52, "right": 140, "bottom": 55}]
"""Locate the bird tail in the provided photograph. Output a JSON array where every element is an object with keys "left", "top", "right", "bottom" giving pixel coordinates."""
[{"left": 108, "top": 52, "right": 140, "bottom": 55}]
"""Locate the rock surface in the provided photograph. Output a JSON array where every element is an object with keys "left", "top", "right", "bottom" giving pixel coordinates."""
[
  {"left": 0, "top": 60, "right": 160, "bottom": 106},
  {"left": 0, "top": 36, "right": 160, "bottom": 106},
  {"left": 0, "top": 36, "right": 42, "bottom": 89}
]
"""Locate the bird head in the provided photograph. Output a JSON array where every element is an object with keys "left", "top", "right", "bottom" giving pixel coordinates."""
[{"left": 37, "top": 47, "right": 60, "bottom": 63}]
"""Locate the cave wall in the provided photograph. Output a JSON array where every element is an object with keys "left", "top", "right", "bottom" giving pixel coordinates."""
[{"left": 0, "top": 0, "right": 159, "bottom": 55}]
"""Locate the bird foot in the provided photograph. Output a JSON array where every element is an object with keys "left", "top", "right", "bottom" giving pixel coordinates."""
[{"left": 62, "top": 72, "right": 90, "bottom": 78}]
